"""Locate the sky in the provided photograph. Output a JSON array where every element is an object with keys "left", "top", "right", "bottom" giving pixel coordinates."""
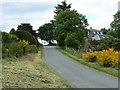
[{"left": 0, "top": 0, "right": 120, "bottom": 32}]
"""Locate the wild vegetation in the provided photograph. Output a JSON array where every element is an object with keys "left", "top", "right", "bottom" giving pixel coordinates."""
[
  {"left": 2, "top": 31, "right": 39, "bottom": 58},
  {"left": 54, "top": 2, "right": 88, "bottom": 49},
  {"left": 82, "top": 48, "right": 119, "bottom": 68},
  {"left": 53, "top": 1, "right": 120, "bottom": 77},
  {"left": 2, "top": 29, "right": 72, "bottom": 88},
  {"left": 38, "top": 22, "right": 55, "bottom": 45},
  {"left": 2, "top": 0, "right": 120, "bottom": 88},
  {"left": 2, "top": 50, "right": 72, "bottom": 88},
  {"left": 2, "top": 20, "right": 71, "bottom": 88}
]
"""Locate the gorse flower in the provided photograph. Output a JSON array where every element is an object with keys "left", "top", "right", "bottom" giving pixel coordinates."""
[
  {"left": 82, "top": 48, "right": 120, "bottom": 67},
  {"left": 19, "top": 40, "right": 29, "bottom": 54},
  {"left": 82, "top": 49, "right": 97, "bottom": 62},
  {"left": 19, "top": 40, "right": 29, "bottom": 48}
]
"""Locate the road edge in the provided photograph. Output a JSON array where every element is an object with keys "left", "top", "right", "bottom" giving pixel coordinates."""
[{"left": 56, "top": 47, "right": 119, "bottom": 78}]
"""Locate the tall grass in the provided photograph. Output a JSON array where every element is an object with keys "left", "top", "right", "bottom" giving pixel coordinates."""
[
  {"left": 64, "top": 47, "right": 82, "bottom": 58},
  {"left": 26, "top": 45, "right": 38, "bottom": 53}
]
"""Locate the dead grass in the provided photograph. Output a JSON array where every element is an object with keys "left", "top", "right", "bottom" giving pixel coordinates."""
[{"left": 2, "top": 50, "right": 72, "bottom": 88}]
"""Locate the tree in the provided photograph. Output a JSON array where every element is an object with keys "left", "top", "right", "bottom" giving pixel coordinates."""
[
  {"left": 100, "top": 28, "right": 108, "bottom": 34},
  {"left": 9, "top": 28, "right": 16, "bottom": 34},
  {"left": 107, "top": 29, "right": 117, "bottom": 38},
  {"left": 100, "top": 28, "right": 117, "bottom": 37},
  {"left": 38, "top": 23, "right": 54, "bottom": 44},
  {"left": 110, "top": 11, "right": 120, "bottom": 38},
  {"left": 17, "top": 23, "right": 36, "bottom": 37},
  {"left": 65, "top": 33, "right": 80, "bottom": 50},
  {"left": 54, "top": 0, "right": 71, "bottom": 17},
  {"left": 54, "top": 9, "right": 88, "bottom": 48}
]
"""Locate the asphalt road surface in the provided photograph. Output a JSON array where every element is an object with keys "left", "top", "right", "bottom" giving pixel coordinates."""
[{"left": 43, "top": 46, "right": 118, "bottom": 88}]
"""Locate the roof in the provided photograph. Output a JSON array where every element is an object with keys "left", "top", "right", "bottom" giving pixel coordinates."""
[
  {"left": 95, "top": 34, "right": 113, "bottom": 40},
  {"left": 88, "top": 28, "right": 102, "bottom": 37},
  {"left": 89, "top": 29, "right": 100, "bottom": 31}
]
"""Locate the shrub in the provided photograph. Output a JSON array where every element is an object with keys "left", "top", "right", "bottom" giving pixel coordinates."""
[
  {"left": 9, "top": 28, "right": 16, "bottom": 34},
  {"left": 56, "top": 32, "right": 66, "bottom": 48},
  {"left": 82, "top": 48, "right": 119, "bottom": 67},
  {"left": 97, "top": 48, "right": 119, "bottom": 67},
  {"left": 2, "top": 32, "right": 18, "bottom": 44},
  {"left": 82, "top": 49, "right": 97, "bottom": 62},
  {"left": 65, "top": 33, "right": 80, "bottom": 50},
  {"left": 14, "top": 30, "right": 38, "bottom": 45},
  {"left": 89, "top": 38, "right": 120, "bottom": 51},
  {"left": 19, "top": 40, "right": 29, "bottom": 47},
  {"left": 101, "top": 38, "right": 113, "bottom": 49},
  {"left": 112, "top": 39, "right": 120, "bottom": 51},
  {"left": 2, "top": 42, "right": 23, "bottom": 58},
  {"left": 19, "top": 40, "right": 29, "bottom": 54},
  {"left": 26, "top": 45, "right": 38, "bottom": 53},
  {"left": 90, "top": 40, "right": 101, "bottom": 46}
]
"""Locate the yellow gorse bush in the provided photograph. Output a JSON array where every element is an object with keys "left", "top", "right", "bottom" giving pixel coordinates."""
[
  {"left": 19, "top": 40, "right": 29, "bottom": 48},
  {"left": 82, "top": 48, "right": 120, "bottom": 67},
  {"left": 82, "top": 49, "right": 97, "bottom": 62}
]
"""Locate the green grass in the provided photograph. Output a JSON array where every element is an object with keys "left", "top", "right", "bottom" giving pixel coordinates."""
[
  {"left": 2, "top": 47, "right": 73, "bottom": 88},
  {"left": 57, "top": 47, "right": 119, "bottom": 78}
]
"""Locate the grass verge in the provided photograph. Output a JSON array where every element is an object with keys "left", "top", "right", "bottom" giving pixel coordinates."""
[
  {"left": 57, "top": 47, "right": 119, "bottom": 78},
  {"left": 2, "top": 47, "right": 72, "bottom": 88}
]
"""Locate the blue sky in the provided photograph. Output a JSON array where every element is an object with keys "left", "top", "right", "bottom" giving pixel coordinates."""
[{"left": 0, "top": 0, "right": 119, "bottom": 32}]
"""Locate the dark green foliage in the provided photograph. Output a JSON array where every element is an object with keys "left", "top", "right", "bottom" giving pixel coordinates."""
[
  {"left": 2, "top": 32, "right": 18, "bottom": 44},
  {"left": 65, "top": 33, "right": 80, "bottom": 50},
  {"left": 2, "top": 31, "right": 40, "bottom": 58},
  {"left": 2, "top": 42, "right": 23, "bottom": 58},
  {"left": 110, "top": 11, "right": 120, "bottom": 38},
  {"left": 89, "top": 39, "right": 112, "bottom": 51},
  {"left": 38, "top": 23, "right": 54, "bottom": 43},
  {"left": 89, "top": 38, "right": 120, "bottom": 51},
  {"left": 107, "top": 30, "right": 117, "bottom": 38},
  {"left": 100, "top": 28, "right": 117, "bottom": 38},
  {"left": 101, "top": 38, "right": 113, "bottom": 49},
  {"left": 26, "top": 45, "right": 38, "bottom": 53},
  {"left": 100, "top": 28, "right": 108, "bottom": 34},
  {"left": 2, "top": 32, "right": 23, "bottom": 58},
  {"left": 54, "top": 9, "right": 88, "bottom": 48},
  {"left": 57, "top": 31, "right": 66, "bottom": 48},
  {"left": 90, "top": 40, "right": 101, "bottom": 46},
  {"left": 9, "top": 28, "right": 16, "bottom": 34},
  {"left": 17, "top": 23, "right": 36, "bottom": 37},
  {"left": 13, "top": 30, "right": 38, "bottom": 45},
  {"left": 55, "top": 9, "right": 88, "bottom": 32},
  {"left": 54, "top": 0, "right": 71, "bottom": 17},
  {"left": 112, "top": 39, "right": 120, "bottom": 51}
]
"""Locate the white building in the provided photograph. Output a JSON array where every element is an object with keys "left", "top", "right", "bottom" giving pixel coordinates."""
[{"left": 88, "top": 27, "right": 113, "bottom": 41}]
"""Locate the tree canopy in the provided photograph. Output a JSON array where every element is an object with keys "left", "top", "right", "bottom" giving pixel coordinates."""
[
  {"left": 9, "top": 28, "right": 16, "bottom": 34},
  {"left": 54, "top": 9, "right": 88, "bottom": 48},
  {"left": 110, "top": 11, "right": 120, "bottom": 38},
  {"left": 100, "top": 28, "right": 117, "bottom": 38},
  {"left": 54, "top": 0, "right": 71, "bottom": 17},
  {"left": 38, "top": 23, "right": 54, "bottom": 43},
  {"left": 2, "top": 32, "right": 18, "bottom": 44},
  {"left": 13, "top": 30, "right": 38, "bottom": 45}
]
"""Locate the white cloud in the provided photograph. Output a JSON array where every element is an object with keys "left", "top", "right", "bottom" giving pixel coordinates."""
[
  {"left": 67, "top": 0, "right": 119, "bottom": 29},
  {"left": 88, "top": 16, "right": 114, "bottom": 30},
  {"left": 1, "top": 0, "right": 59, "bottom": 3}
]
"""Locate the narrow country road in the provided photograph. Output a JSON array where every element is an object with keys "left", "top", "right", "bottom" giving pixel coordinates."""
[{"left": 43, "top": 46, "right": 118, "bottom": 88}]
